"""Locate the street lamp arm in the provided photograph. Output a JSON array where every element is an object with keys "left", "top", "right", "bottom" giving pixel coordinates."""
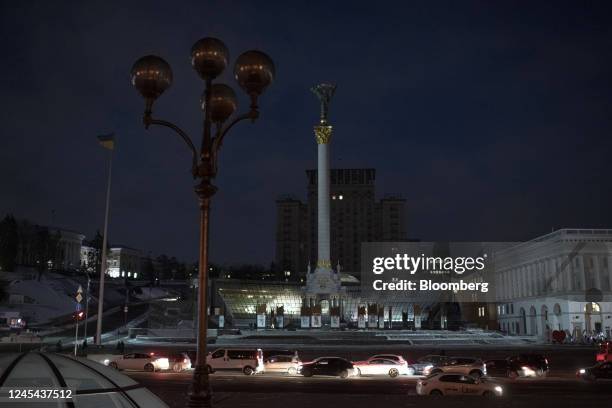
[
  {"left": 144, "top": 116, "right": 198, "bottom": 177},
  {"left": 212, "top": 108, "right": 259, "bottom": 153}
]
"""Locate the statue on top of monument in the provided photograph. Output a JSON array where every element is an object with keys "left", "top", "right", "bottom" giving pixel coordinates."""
[{"left": 311, "top": 83, "right": 337, "bottom": 125}]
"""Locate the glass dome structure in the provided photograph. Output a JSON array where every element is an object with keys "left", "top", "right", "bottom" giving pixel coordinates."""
[{"left": 0, "top": 352, "right": 168, "bottom": 407}]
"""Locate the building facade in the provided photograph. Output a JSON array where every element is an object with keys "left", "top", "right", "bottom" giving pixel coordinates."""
[
  {"left": 107, "top": 246, "right": 142, "bottom": 279},
  {"left": 275, "top": 196, "right": 308, "bottom": 280},
  {"left": 81, "top": 245, "right": 142, "bottom": 280},
  {"left": 15, "top": 222, "right": 84, "bottom": 272},
  {"left": 276, "top": 168, "right": 408, "bottom": 280},
  {"left": 494, "top": 229, "right": 612, "bottom": 339}
]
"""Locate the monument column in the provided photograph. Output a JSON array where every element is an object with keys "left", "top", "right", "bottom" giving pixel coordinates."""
[
  {"left": 315, "top": 124, "right": 332, "bottom": 267},
  {"left": 303, "top": 83, "right": 342, "bottom": 327},
  {"left": 311, "top": 83, "right": 336, "bottom": 270}
]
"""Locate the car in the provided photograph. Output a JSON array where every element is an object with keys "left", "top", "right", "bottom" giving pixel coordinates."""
[
  {"left": 206, "top": 348, "right": 264, "bottom": 375},
  {"left": 108, "top": 352, "right": 170, "bottom": 372},
  {"left": 484, "top": 358, "right": 542, "bottom": 379},
  {"left": 416, "top": 373, "right": 503, "bottom": 397},
  {"left": 263, "top": 354, "right": 301, "bottom": 375},
  {"left": 299, "top": 357, "right": 357, "bottom": 378},
  {"left": 428, "top": 357, "right": 486, "bottom": 378},
  {"left": 506, "top": 354, "right": 548, "bottom": 377},
  {"left": 368, "top": 354, "right": 408, "bottom": 366},
  {"left": 353, "top": 357, "right": 411, "bottom": 378},
  {"left": 410, "top": 354, "right": 449, "bottom": 375},
  {"left": 167, "top": 352, "right": 192, "bottom": 372},
  {"left": 577, "top": 361, "right": 612, "bottom": 381},
  {"left": 484, "top": 359, "right": 514, "bottom": 378}
]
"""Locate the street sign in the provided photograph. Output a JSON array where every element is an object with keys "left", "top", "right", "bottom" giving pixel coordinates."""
[
  {"left": 77, "top": 285, "right": 83, "bottom": 293},
  {"left": 76, "top": 293, "right": 83, "bottom": 303}
]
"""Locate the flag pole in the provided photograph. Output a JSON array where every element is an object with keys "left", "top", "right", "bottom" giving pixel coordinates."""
[{"left": 95, "top": 146, "right": 113, "bottom": 345}]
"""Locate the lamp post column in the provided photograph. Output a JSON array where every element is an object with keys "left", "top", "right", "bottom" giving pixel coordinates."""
[{"left": 189, "top": 181, "right": 216, "bottom": 407}]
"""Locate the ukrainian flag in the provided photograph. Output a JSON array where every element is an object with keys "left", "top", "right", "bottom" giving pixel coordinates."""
[{"left": 97, "top": 133, "right": 115, "bottom": 150}]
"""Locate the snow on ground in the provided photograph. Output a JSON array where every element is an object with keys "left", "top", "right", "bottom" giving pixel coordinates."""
[{"left": 2, "top": 274, "right": 78, "bottom": 325}]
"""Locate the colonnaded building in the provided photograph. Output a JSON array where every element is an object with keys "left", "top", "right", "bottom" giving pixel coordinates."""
[{"left": 494, "top": 228, "right": 612, "bottom": 339}]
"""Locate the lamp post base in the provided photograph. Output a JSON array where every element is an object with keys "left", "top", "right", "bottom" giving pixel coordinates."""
[{"left": 187, "top": 365, "right": 212, "bottom": 407}]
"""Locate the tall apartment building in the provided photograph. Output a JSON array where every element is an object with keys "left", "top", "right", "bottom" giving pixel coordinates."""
[
  {"left": 275, "top": 196, "right": 308, "bottom": 280},
  {"left": 276, "top": 168, "right": 407, "bottom": 280}
]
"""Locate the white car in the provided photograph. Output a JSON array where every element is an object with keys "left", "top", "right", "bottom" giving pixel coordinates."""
[
  {"left": 263, "top": 355, "right": 301, "bottom": 375},
  {"left": 353, "top": 357, "right": 411, "bottom": 378},
  {"left": 108, "top": 353, "right": 169, "bottom": 372},
  {"left": 416, "top": 373, "right": 503, "bottom": 397},
  {"left": 168, "top": 352, "right": 192, "bottom": 372},
  {"left": 206, "top": 348, "right": 264, "bottom": 375},
  {"left": 427, "top": 357, "right": 487, "bottom": 378}
]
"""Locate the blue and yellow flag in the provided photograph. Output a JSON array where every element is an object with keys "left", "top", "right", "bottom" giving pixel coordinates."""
[{"left": 97, "top": 133, "right": 115, "bottom": 150}]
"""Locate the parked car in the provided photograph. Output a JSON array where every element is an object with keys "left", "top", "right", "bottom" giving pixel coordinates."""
[
  {"left": 577, "top": 361, "right": 612, "bottom": 381},
  {"left": 506, "top": 354, "right": 548, "bottom": 377},
  {"left": 411, "top": 354, "right": 449, "bottom": 375},
  {"left": 167, "top": 352, "right": 192, "bottom": 372},
  {"left": 263, "top": 354, "right": 301, "bottom": 375},
  {"left": 206, "top": 348, "right": 264, "bottom": 375},
  {"left": 108, "top": 353, "right": 170, "bottom": 372},
  {"left": 428, "top": 357, "right": 486, "bottom": 378},
  {"left": 299, "top": 357, "right": 356, "bottom": 378},
  {"left": 416, "top": 373, "right": 503, "bottom": 397},
  {"left": 353, "top": 357, "right": 411, "bottom": 377}
]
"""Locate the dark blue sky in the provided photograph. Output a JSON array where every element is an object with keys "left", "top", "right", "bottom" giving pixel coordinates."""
[{"left": 1, "top": 1, "right": 611, "bottom": 264}]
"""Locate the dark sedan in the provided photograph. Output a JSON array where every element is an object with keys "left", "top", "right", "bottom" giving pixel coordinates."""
[
  {"left": 507, "top": 354, "right": 549, "bottom": 377},
  {"left": 484, "top": 354, "right": 548, "bottom": 378},
  {"left": 299, "top": 357, "right": 356, "bottom": 379}
]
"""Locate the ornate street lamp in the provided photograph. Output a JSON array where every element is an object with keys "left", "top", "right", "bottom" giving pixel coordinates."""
[{"left": 130, "top": 38, "right": 274, "bottom": 408}]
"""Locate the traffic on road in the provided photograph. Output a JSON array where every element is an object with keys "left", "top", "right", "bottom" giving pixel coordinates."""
[{"left": 101, "top": 346, "right": 612, "bottom": 398}]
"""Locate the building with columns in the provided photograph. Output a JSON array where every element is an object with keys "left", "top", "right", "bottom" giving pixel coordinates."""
[{"left": 495, "top": 229, "right": 612, "bottom": 339}]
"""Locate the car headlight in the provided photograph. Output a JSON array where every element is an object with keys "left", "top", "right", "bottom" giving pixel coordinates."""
[
  {"left": 103, "top": 359, "right": 110, "bottom": 365},
  {"left": 579, "top": 369, "right": 586, "bottom": 374},
  {"left": 494, "top": 386, "right": 503, "bottom": 394},
  {"left": 521, "top": 366, "right": 536, "bottom": 376},
  {"left": 156, "top": 358, "right": 169, "bottom": 369}
]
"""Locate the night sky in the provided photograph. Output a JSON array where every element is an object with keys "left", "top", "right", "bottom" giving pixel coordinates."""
[{"left": 1, "top": 1, "right": 612, "bottom": 265}]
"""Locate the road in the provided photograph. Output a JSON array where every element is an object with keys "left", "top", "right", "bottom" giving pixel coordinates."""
[
  {"left": 121, "top": 345, "right": 607, "bottom": 407},
  {"left": 128, "top": 371, "right": 612, "bottom": 408}
]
